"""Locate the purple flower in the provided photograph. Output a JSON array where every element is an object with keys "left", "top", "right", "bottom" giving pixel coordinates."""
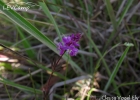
[{"left": 57, "top": 33, "right": 81, "bottom": 56}]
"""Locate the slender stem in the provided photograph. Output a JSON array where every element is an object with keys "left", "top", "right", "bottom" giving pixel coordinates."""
[
  {"left": 29, "top": 69, "right": 36, "bottom": 100},
  {"left": 45, "top": 51, "right": 66, "bottom": 98},
  {"left": 46, "top": 51, "right": 65, "bottom": 85},
  {"left": 4, "top": 84, "right": 12, "bottom": 100}
]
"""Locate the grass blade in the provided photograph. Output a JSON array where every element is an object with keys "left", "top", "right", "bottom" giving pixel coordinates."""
[
  {"left": 16, "top": 26, "right": 36, "bottom": 59},
  {"left": 104, "top": 0, "right": 117, "bottom": 30},
  {"left": 104, "top": 44, "right": 132, "bottom": 92},
  {"left": 0, "top": 75, "right": 42, "bottom": 94},
  {"left": 117, "top": 0, "right": 133, "bottom": 26},
  {"left": 39, "top": 2, "right": 62, "bottom": 41}
]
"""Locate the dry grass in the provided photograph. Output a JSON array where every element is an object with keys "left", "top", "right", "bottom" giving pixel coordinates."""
[{"left": 0, "top": 0, "right": 140, "bottom": 100}]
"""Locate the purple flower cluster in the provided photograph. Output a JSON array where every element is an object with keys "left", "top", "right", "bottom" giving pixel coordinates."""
[{"left": 57, "top": 33, "right": 81, "bottom": 56}]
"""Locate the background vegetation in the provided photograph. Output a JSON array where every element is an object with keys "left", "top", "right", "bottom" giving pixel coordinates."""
[{"left": 0, "top": 0, "right": 140, "bottom": 100}]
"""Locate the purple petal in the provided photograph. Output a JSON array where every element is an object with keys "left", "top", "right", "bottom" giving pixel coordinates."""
[
  {"left": 69, "top": 48, "right": 78, "bottom": 56},
  {"left": 70, "top": 33, "right": 81, "bottom": 42},
  {"left": 62, "top": 36, "right": 71, "bottom": 44},
  {"left": 72, "top": 42, "right": 80, "bottom": 47},
  {"left": 68, "top": 45, "right": 78, "bottom": 56},
  {"left": 60, "top": 49, "right": 65, "bottom": 55},
  {"left": 57, "top": 43, "right": 67, "bottom": 55}
]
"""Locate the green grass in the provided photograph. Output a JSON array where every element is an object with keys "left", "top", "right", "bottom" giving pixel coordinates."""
[{"left": 0, "top": 0, "right": 139, "bottom": 100}]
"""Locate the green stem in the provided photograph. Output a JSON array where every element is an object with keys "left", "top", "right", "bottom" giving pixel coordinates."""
[{"left": 4, "top": 84, "right": 12, "bottom": 100}]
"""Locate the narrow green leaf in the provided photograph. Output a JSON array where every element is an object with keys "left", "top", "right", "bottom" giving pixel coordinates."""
[
  {"left": 113, "top": 82, "right": 140, "bottom": 92},
  {"left": 117, "top": 0, "right": 133, "bottom": 26},
  {"left": 39, "top": 2, "right": 62, "bottom": 41},
  {"left": 104, "top": 0, "right": 117, "bottom": 31},
  {"left": 104, "top": 46, "right": 130, "bottom": 91},
  {"left": 0, "top": 75, "right": 42, "bottom": 94},
  {"left": 16, "top": 26, "right": 36, "bottom": 59}
]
